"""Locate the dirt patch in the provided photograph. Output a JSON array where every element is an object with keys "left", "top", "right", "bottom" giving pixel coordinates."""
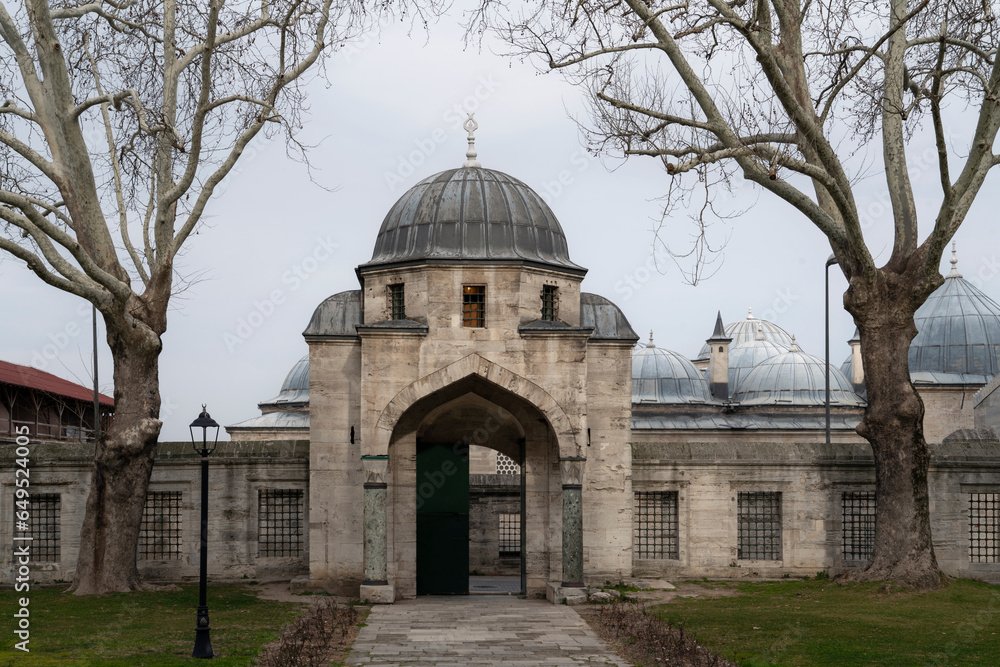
[
  {"left": 255, "top": 598, "right": 369, "bottom": 667},
  {"left": 578, "top": 582, "right": 741, "bottom": 666}
]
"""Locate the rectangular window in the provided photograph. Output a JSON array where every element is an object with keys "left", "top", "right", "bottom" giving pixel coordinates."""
[
  {"left": 499, "top": 513, "right": 521, "bottom": 558},
  {"left": 387, "top": 283, "right": 405, "bottom": 320},
  {"left": 258, "top": 489, "right": 304, "bottom": 557},
  {"left": 970, "top": 493, "right": 999, "bottom": 563},
  {"left": 633, "top": 491, "right": 679, "bottom": 559},
  {"left": 842, "top": 491, "right": 876, "bottom": 562},
  {"left": 738, "top": 492, "right": 782, "bottom": 560},
  {"left": 139, "top": 491, "right": 183, "bottom": 560},
  {"left": 541, "top": 285, "right": 558, "bottom": 321},
  {"left": 463, "top": 285, "right": 486, "bottom": 328},
  {"left": 22, "top": 494, "right": 60, "bottom": 563}
]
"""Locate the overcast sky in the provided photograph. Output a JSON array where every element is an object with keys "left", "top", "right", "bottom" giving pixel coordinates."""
[{"left": 2, "top": 11, "right": 998, "bottom": 442}]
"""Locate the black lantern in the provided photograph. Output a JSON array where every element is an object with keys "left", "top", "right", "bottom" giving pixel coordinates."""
[
  {"left": 190, "top": 405, "right": 220, "bottom": 456},
  {"left": 190, "top": 405, "right": 219, "bottom": 659}
]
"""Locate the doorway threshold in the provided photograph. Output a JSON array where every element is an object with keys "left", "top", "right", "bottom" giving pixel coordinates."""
[{"left": 469, "top": 575, "right": 522, "bottom": 595}]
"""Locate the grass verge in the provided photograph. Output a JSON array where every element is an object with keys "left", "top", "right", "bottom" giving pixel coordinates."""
[
  {"left": 0, "top": 584, "right": 303, "bottom": 666},
  {"left": 648, "top": 578, "right": 1000, "bottom": 666}
]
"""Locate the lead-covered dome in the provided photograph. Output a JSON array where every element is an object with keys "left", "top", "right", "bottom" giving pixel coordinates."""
[
  {"left": 259, "top": 354, "right": 309, "bottom": 408},
  {"left": 360, "top": 167, "right": 584, "bottom": 273},
  {"left": 633, "top": 338, "right": 713, "bottom": 404},
  {"left": 721, "top": 331, "right": 790, "bottom": 391},
  {"left": 733, "top": 339, "right": 864, "bottom": 406},
  {"left": 908, "top": 253, "right": 1000, "bottom": 383},
  {"left": 696, "top": 308, "right": 793, "bottom": 360}
]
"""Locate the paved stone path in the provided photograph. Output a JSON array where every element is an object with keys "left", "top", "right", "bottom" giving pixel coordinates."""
[{"left": 345, "top": 596, "right": 628, "bottom": 665}]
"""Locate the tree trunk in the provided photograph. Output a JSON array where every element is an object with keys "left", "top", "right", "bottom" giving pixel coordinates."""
[
  {"left": 845, "top": 271, "right": 943, "bottom": 589},
  {"left": 71, "top": 323, "right": 163, "bottom": 595}
]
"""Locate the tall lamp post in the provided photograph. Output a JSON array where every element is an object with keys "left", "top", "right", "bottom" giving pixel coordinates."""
[
  {"left": 825, "top": 254, "right": 838, "bottom": 445},
  {"left": 190, "top": 406, "right": 220, "bottom": 659}
]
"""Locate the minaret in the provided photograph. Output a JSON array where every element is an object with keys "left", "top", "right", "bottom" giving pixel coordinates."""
[
  {"left": 848, "top": 328, "right": 864, "bottom": 388},
  {"left": 706, "top": 311, "right": 732, "bottom": 401}
]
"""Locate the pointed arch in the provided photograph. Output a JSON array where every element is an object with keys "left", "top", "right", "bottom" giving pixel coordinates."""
[{"left": 368, "top": 354, "right": 584, "bottom": 458}]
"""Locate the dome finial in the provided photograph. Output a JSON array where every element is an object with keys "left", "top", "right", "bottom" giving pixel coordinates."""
[
  {"left": 648, "top": 330, "right": 655, "bottom": 348},
  {"left": 747, "top": 306, "right": 754, "bottom": 319},
  {"left": 755, "top": 323, "right": 765, "bottom": 341},
  {"left": 789, "top": 334, "right": 801, "bottom": 353},
  {"left": 948, "top": 241, "right": 962, "bottom": 278},
  {"left": 463, "top": 114, "right": 481, "bottom": 168}
]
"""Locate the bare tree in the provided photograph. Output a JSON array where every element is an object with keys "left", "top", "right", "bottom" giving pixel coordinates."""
[
  {"left": 473, "top": 0, "right": 1000, "bottom": 588},
  {"left": 0, "top": 0, "right": 435, "bottom": 594}
]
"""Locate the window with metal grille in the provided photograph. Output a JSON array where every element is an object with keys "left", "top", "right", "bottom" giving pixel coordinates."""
[
  {"left": 499, "top": 513, "right": 521, "bottom": 558},
  {"left": 970, "top": 493, "right": 999, "bottom": 563},
  {"left": 541, "top": 285, "right": 558, "bottom": 321},
  {"left": 495, "top": 452, "right": 520, "bottom": 475},
  {"left": 387, "top": 283, "right": 405, "bottom": 320},
  {"left": 842, "top": 491, "right": 876, "bottom": 562},
  {"left": 738, "top": 492, "right": 782, "bottom": 560},
  {"left": 139, "top": 491, "right": 183, "bottom": 560},
  {"left": 23, "top": 494, "right": 60, "bottom": 563},
  {"left": 462, "top": 286, "right": 486, "bottom": 327},
  {"left": 258, "top": 489, "right": 304, "bottom": 557},
  {"left": 633, "top": 491, "right": 679, "bottom": 559}
]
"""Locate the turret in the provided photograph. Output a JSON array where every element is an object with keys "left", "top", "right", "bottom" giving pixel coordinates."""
[{"left": 706, "top": 311, "right": 733, "bottom": 401}]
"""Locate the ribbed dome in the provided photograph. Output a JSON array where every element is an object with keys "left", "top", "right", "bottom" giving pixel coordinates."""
[
  {"left": 696, "top": 308, "right": 793, "bottom": 360},
  {"left": 732, "top": 340, "right": 863, "bottom": 406},
  {"left": 633, "top": 342, "right": 713, "bottom": 404},
  {"left": 259, "top": 355, "right": 309, "bottom": 407},
  {"left": 721, "top": 337, "right": 790, "bottom": 391},
  {"left": 361, "top": 167, "right": 584, "bottom": 273},
  {"left": 908, "top": 268, "right": 1000, "bottom": 379}
]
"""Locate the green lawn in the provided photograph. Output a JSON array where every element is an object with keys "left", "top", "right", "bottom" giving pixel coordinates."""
[
  {"left": 0, "top": 585, "right": 303, "bottom": 666},
  {"left": 652, "top": 578, "right": 1000, "bottom": 666}
]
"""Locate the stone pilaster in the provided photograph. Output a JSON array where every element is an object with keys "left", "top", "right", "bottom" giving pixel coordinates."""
[
  {"left": 360, "top": 455, "right": 393, "bottom": 603},
  {"left": 559, "top": 457, "right": 586, "bottom": 588}
]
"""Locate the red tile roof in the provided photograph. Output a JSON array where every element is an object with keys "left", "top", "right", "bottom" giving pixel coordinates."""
[{"left": 0, "top": 360, "right": 114, "bottom": 406}]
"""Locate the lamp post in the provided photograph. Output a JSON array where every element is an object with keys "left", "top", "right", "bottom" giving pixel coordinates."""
[
  {"left": 190, "top": 405, "right": 220, "bottom": 659},
  {"left": 825, "top": 254, "right": 838, "bottom": 445}
]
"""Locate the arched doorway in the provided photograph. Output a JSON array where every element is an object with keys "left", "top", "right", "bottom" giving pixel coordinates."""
[{"left": 386, "top": 374, "right": 561, "bottom": 599}]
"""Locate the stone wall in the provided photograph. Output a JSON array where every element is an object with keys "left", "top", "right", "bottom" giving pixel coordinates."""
[
  {"left": 630, "top": 438, "right": 1000, "bottom": 583},
  {"left": 0, "top": 439, "right": 309, "bottom": 585},
  {"left": 469, "top": 474, "right": 521, "bottom": 576},
  {"left": 919, "top": 386, "right": 979, "bottom": 443}
]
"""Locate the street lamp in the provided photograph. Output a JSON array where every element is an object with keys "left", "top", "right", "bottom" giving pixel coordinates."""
[
  {"left": 825, "top": 254, "right": 838, "bottom": 445},
  {"left": 190, "top": 405, "right": 220, "bottom": 659}
]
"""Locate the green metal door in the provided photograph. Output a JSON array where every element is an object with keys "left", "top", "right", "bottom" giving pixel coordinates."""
[{"left": 416, "top": 442, "right": 469, "bottom": 595}]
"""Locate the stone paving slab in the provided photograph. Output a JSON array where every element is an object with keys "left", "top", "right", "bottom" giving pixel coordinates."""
[{"left": 346, "top": 596, "right": 628, "bottom": 665}]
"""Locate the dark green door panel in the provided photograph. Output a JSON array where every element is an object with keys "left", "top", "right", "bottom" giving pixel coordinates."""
[{"left": 416, "top": 442, "right": 469, "bottom": 595}]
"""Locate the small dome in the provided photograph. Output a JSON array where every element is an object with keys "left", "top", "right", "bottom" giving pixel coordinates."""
[
  {"left": 721, "top": 336, "right": 790, "bottom": 390},
  {"left": 696, "top": 308, "right": 793, "bottom": 360},
  {"left": 304, "top": 290, "right": 362, "bottom": 338},
  {"left": 360, "top": 167, "right": 584, "bottom": 273},
  {"left": 732, "top": 340, "right": 864, "bottom": 406},
  {"left": 259, "top": 355, "right": 309, "bottom": 407},
  {"left": 581, "top": 293, "right": 639, "bottom": 342},
  {"left": 908, "top": 264, "right": 1000, "bottom": 380},
  {"left": 633, "top": 343, "right": 713, "bottom": 404}
]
